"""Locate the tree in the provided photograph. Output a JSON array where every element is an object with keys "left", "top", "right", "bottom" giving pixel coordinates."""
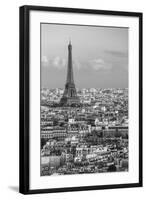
[
  {"left": 41, "top": 138, "right": 47, "bottom": 149},
  {"left": 107, "top": 164, "right": 117, "bottom": 172}
]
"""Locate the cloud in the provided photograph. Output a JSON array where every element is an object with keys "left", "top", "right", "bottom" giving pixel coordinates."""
[
  {"left": 104, "top": 50, "right": 128, "bottom": 71},
  {"left": 52, "top": 57, "right": 66, "bottom": 69},
  {"left": 89, "top": 59, "right": 112, "bottom": 71},
  {"left": 41, "top": 56, "right": 66, "bottom": 69},
  {"left": 41, "top": 56, "right": 83, "bottom": 70},
  {"left": 41, "top": 56, "right": 113, "bottom": 72},
  {"left": 104, "top": 50, "right": 128, "bottom": 58},
  {"left": 41, "top": 56, "right": 48, "bottom": 66}
]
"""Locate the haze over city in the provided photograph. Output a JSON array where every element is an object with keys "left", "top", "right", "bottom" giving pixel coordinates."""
[{"left": 41, "top": 23, "right": 128, "bottom": 89}]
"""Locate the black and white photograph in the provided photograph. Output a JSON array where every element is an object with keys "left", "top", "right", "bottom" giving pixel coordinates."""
[
  {"left": 0, "top": 0, "right": 144, "bottom": 198},
  {"left": 40, "top": 23, "right": 129, "bottom": 176},
  {"left": 19, "top": 5, "right": 142, "bottom": 194}
]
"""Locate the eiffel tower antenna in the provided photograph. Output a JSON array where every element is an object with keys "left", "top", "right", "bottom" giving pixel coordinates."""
[{"left": 69, "top": 37, "right": 71, "bottom": 44}]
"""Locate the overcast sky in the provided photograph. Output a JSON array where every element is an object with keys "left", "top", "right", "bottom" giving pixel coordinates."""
[{"left": 41, "top": 23, "right": 128, "bottom": 89}]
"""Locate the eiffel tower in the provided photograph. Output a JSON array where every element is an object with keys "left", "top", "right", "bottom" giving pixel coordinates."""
[{"left": 60, "top": 40, "right": 80, "bottom": 106}]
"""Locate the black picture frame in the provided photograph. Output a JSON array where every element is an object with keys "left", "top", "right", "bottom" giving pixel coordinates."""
[{"left": 19, "top": 5, "right": 143, "bottom": 194}]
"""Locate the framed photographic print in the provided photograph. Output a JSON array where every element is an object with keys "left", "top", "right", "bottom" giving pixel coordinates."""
[{"left": 19, "top": 5, "right": 143, "bottom": 194}]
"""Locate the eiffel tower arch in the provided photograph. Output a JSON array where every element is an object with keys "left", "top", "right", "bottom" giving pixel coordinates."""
[{"left": 60, "top": 41, "right": 80, "bottom": 106}]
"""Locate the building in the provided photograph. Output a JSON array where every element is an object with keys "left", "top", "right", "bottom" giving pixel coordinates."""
[{"left": 41, "top": 126, "right": 67, "bottom": 139}]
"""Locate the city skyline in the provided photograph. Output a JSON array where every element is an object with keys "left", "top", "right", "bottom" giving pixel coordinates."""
[{"left": 41, "top": 23, "right": 128, "bottom": 89}]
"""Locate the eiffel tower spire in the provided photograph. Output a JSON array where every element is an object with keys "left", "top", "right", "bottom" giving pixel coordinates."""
[{"left": 60, "top": 41, "right": 80, "bottom": 106}]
